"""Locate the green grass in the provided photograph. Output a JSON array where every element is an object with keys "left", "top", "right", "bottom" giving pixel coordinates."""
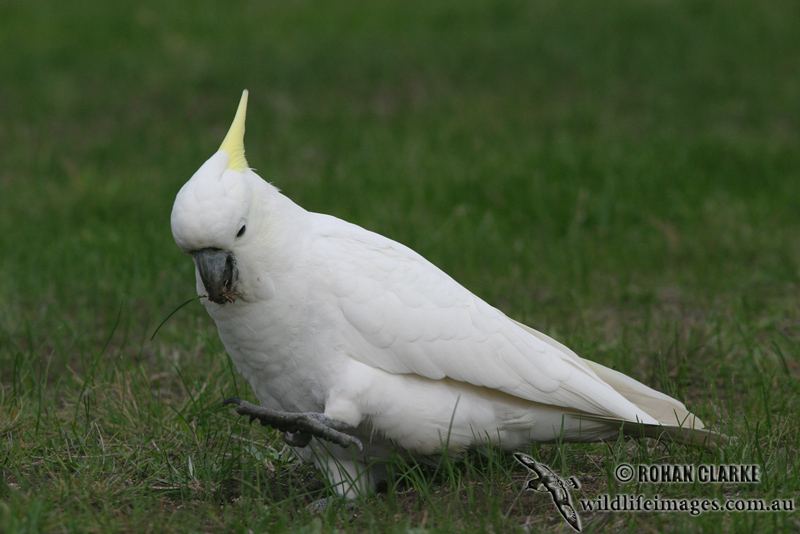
[{"left": 1, "top": 0, "right": 799, "bottom": 532}]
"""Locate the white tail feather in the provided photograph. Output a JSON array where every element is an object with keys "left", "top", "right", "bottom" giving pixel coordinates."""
[
  {"left": 576, "top": 412, "right": 727, "bottom": 448},
  {"left": 583, "top": 360, "right": 702, "bottom": 427}
]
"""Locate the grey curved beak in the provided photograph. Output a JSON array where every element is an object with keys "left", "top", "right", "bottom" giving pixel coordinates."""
[{"left": 192, "top": 248, "right": 238, "bottom": 304}]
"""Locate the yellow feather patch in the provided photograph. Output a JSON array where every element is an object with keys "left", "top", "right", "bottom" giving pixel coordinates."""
[{"left": 219, "top": 90, "right": 249, "bottom": 172}]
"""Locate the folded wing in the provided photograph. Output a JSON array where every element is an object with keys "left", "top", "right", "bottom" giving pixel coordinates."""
[{"left": 310, "top": 215, "right": 702, "bottom": 430}]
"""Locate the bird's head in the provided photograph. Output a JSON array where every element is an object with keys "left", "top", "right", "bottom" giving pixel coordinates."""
[{"left": 171, "top": 90, "right": 266, "bottom": 305}]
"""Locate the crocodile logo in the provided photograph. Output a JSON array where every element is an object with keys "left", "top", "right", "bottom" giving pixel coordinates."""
[{"left": 514, "top": 453, "right": 582, "bottom": 532}]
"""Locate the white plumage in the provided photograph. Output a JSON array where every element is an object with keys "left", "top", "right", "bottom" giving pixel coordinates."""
[{"left": 171, "top": 91, "right": 717, "bottom": 498}]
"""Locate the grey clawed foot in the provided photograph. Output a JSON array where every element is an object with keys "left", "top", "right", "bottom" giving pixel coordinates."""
[
  {"left": 223, "top": 397, "right": 363, "bottom": 451},
  {"left": 283, "top": 431, "right": 312, "bottom": 448}
]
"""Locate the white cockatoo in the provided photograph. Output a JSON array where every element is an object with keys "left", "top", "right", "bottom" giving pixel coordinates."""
[{"left": 171, "top": 91, "right": 719, "bottom": 498}]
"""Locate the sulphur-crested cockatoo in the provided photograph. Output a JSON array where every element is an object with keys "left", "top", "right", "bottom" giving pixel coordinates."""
[{"left": 171, "top": 91, "right": 719, "bottom": 498}]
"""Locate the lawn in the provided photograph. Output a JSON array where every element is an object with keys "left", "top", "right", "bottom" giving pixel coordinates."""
[{"left": 1, "top": 0, "right": 799, "bottom": 532}]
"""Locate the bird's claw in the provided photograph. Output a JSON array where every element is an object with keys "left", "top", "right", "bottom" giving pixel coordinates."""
[{"left": 223, "top": 397, "right": 363, "bottom": 451}]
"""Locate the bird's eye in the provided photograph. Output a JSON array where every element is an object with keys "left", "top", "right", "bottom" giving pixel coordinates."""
[{"left": 236, "top": 225, "right": 246, "bottom": 238}]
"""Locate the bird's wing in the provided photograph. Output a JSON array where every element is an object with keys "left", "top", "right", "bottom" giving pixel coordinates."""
[{"left": 309, "top": 215, "right": 662, "bottom": 423}]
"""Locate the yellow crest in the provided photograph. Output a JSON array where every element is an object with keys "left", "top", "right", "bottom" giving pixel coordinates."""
[{"left": 219, "top": 90, "right": 249, "bottom": 172}]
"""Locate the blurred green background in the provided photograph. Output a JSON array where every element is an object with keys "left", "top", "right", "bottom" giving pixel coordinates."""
[{"left": 1, "top": 0, "right": 799, "bottom": 532}]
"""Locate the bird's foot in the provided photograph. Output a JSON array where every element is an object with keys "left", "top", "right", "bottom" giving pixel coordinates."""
[{"left": 223, "top": 397, "right": 363, "bottom": 451}]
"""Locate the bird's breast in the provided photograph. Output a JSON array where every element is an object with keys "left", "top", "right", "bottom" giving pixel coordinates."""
[{"left": 204, "top": 298, "right": 336, "bottom": 413}]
